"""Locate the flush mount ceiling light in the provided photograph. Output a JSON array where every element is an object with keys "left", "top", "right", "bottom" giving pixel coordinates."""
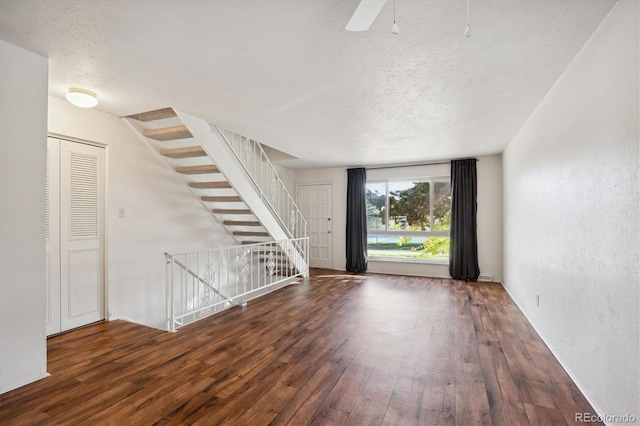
[{"left": 66, "top": 87, "right": 98, "bottom": 108}]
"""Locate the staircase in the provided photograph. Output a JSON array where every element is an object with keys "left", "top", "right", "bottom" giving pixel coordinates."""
[
  {"left": 125, "top": 107, "right": 305, "bottom": 249},
  {"left": 125, "top": 107, "right": 308, "bottom": 330}
]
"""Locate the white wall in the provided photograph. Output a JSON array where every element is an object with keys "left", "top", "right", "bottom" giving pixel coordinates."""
[
  {"left": 48, "top": 97, "right": 235, "bottom": 328},
  {"left": 273, "top": 163, "right": 295, "bottom": 196},
  {"left": 476, "top": 155, "right": 503, "bottom": 282},
  {"left": 0, "top": 41, "right": 48, "bottom": 394},
  {"left": 502, "top": 1, "right": 639, "bottom": 421},
  {"left": 294, "top": 154, "right": 503, "bottom": 280}
]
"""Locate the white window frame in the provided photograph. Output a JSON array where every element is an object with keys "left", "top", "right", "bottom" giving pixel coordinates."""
[{"left": 366, "top": 176, "right": 451, "bottom": 262}]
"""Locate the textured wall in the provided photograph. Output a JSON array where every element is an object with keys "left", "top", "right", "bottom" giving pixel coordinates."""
[
  {"left": 0, "top": 41, "right": 48, "bottom": 394},
  {"left": 502, "top": 1, "right": 639, "bottom": 420},
  {"left": 475, "top": 154, "right": 503, "bottom": 282}
]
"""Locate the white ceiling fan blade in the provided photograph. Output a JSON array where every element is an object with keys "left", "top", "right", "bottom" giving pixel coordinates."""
[{"left": 345, "top": 0, "right": 387, "bottom": 32}]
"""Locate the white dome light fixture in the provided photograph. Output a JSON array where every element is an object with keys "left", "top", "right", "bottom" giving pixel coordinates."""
[{"left": 66, "top": 87, "right": 98, "bottom": 108}]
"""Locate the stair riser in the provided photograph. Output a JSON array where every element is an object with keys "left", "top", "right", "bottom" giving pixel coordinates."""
[
  {"left": 212, "top": 209, "right": 252, "bottom": 215},
  {"left": 176, "top": 165, "right": 220, "bottom": 175},
  {"left": 223, "top": 221, "right": 262, "bottom": 227},
  {"left": 161, "top": 146, "right": 207, "bottom": 159},
  {"left": 233, "top": 231, "right": 270, "bottom": 237},
  {"left": 202, "top": 196, "right": 243, "bottom": 202},
  {"left": 189, "top": 182, "right": 232, "bottom": 189},
  {"left": 127, "top": 108, "right": 177, "bottom": 122},
  {"left": 144, "top": 125, "right": 193, "bottom": 141}
]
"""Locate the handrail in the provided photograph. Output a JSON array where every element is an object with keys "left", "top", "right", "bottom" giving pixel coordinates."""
[
  {"left": 165, "top": 237, "right": 309, "bottom": 331},
  {"left": 168, "top": 238, "right": 303, "bottom": 257},
  {"left": 164, "top": 252, "right": 229, "bottom": 301},
  {"left": 214, "top": 126, "right": 307, "bottom": 241}
]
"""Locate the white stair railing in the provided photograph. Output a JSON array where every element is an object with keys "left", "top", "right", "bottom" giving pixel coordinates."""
[
  {"left": 215, "top": 127, "right": 307, "bottom": 241},
  {"left": 165, "top": 237, "right": 309, "bottom": 331}
]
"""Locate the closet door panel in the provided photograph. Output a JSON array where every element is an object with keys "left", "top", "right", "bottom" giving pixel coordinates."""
[
  {"left": 59, "top": 140, "right": 105, "bottom": 332},
  {"left": 46, "top": 138, "right": 61, "bottom": 336}
]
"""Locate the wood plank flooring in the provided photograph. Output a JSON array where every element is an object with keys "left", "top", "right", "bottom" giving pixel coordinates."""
[{"left": 0, "top": 269, "right": 601, "bottom": 425}]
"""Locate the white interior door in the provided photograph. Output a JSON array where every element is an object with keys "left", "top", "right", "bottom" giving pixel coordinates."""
[
  {"left": 60, "top": 140, "right": 105, "bottom": 331},
  {"left": 46, "top": 138, "right": 61, "bottom": 336},
  {"left": 47, "top": 138, "right": 105, "bottom": 335},
  {"left": 298, "top": 184, "right": 332, "bottom": 269}
]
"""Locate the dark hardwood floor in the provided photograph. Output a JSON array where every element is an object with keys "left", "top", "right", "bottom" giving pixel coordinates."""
[{"left": 0, "top": 269, "right": 600, "bottom": 425}]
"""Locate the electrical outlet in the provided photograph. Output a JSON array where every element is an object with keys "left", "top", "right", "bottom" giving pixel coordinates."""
[{"left": 119, "top": 208, "right": 126, "bottom": 218}]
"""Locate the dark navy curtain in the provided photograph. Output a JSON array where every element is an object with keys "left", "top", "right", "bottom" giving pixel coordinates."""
[
  {"left": 449, "top": 159, "right": 480, "bottom": 281},
  {"left": 346, "top": 168, "right": 368, "bottom": 272}
]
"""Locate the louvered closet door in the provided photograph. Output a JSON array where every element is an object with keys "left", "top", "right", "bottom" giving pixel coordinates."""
[{"left": 59, "top": 140, "right": 105, "bottom": 332}]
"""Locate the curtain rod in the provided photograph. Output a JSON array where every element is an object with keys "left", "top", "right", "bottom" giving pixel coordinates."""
[{"left": 363, "top": 158, "right": 478, "bottom": 171}]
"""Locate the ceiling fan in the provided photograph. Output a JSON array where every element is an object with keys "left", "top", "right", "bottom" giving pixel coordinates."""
[
  {"left": 345, "top": 0, "right": 388, "bottom": 32},
  {"left": 346, "top": 0, "right": 472, "bottom": 36}
]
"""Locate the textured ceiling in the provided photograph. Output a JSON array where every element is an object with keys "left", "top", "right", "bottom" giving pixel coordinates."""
[{"left": 0, "top": 0, "right": 615, "bottom": 169}]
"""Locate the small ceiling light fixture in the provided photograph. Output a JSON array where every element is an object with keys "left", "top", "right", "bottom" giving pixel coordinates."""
[
  {"left": 464, "top": 0, "right": 471, "bottom": 37},
  {"left": 66, "top": 87, "right": 98, "bottom": 108},
  {"left": 391, "top": 0, "right": 399, "bottom": 34}
]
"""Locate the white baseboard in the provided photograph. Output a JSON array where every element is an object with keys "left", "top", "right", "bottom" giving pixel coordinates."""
[
  {"left": 499, "top": 282, "right": 609, "bottom": 425},
  {"left": 0, "top": 372, "right": 49, "bottom": 396}
]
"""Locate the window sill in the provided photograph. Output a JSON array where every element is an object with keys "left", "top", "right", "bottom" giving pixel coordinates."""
[{"left": 368, "top": 256, "right": 449, "bottom": 266}]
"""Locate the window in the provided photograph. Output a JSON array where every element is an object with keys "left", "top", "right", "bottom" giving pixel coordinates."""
[{"left": 366, "top": 178, "right": 451, "bottom": 262}]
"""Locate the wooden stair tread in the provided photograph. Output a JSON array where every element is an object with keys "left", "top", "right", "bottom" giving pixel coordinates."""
[
  {"left": 212, "top": 209, "right": 252, "bottom": 215},
  {"left": 161, "top": 146, "right": 206, "bottom": 159},
  {"left": 233, "top": 231, "right": 270, "bottom": 237},
  {"left": 127, "top": 108, "right": 176, "bottom": 122},
  {"left": 202, "top": 196, "right": 242, "bottom": 202},
  {"left": 241, "top": 241, "right": 264, "bottom": 245},
  {"left": 189, "top": 181, "right": 232, "bottom": 189},
  {"left": 144, "top": 125, "right": 192, "bottom": 141},
  {"left": 223, "top": 221, "right": 261, "bottom": 226},
  {"left": 176, "top": 165, "right": 219, "bottom": 175}
]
